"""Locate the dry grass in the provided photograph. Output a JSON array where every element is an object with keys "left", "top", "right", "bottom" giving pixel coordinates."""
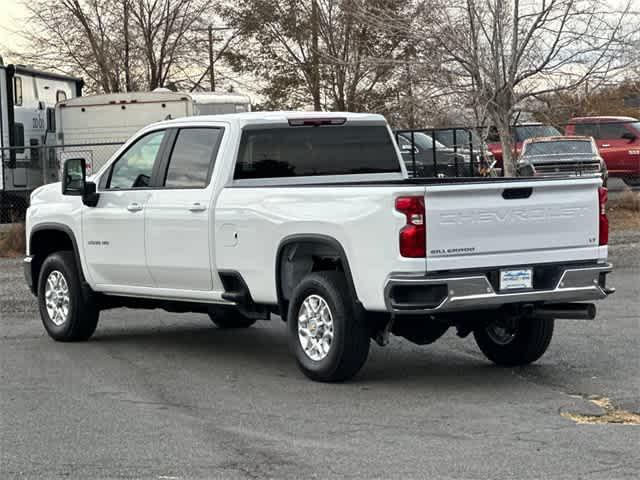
[
  {"left": 618, "top": 187, "right": 640, "bottom": 212},
  {"left": 0, "top": 223, "right": 26, "bottom": 258},
  {"left": 562, "top": 396, "right": 640, "bottom": 425},
  {"left": 607, "top": 188, "right": 640, "bottom": 232}
]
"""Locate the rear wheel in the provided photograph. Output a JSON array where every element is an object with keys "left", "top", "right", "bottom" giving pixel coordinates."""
[
  {"left": 287, "top": 271, "right": 370, "bottom": 382},
  {"left": 474, "top": 315, "right": 554, "bottom": 366},
  {"left": 207, "top": 306, "right": 257, "bottom": 329},
  {"left": 37, "top": 251, "right": 99, "bottom": 341}
]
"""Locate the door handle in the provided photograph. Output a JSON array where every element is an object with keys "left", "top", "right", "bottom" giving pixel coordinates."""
[
  {"left": 189, "top": 202, "right": 206, "bottom": 212},
  {"left": 601, "top": 144, "right": 611, "bottom": 148},
  {"left": 127, "top": 202, "right": 143, "bottom": 212}
]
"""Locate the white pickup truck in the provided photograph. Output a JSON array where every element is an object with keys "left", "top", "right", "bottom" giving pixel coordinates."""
[{"left": 24, "top": 112, "right": 613, "bottom": 382}]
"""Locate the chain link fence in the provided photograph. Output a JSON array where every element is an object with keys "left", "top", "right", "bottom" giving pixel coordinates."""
[{"left": 1, "top": 142, "right": 123, "bottom": 223}]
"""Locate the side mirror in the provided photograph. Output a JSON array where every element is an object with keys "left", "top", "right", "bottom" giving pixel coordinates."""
[
  {"left": 62, "top": 158, "right": 99, "bottom": 207},
  {"left": 62, "top": 158, "right": 86, "bottom": 195},
  {"left": 621, "top": 131, "right": 637, "bottom": 142}
]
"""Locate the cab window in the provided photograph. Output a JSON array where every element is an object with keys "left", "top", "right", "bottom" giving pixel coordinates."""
[
  {"left": 572, "top": 124, "right": 597, "bottom": 137},
  {"left": 597, "top": 123, "right": 628, "bottom": 139},
  {"left": 163, "top": 128, "right": 222, "bottom": 188},
  {"left": 107, "top": 131, "right": 165, "bottom": 189}
]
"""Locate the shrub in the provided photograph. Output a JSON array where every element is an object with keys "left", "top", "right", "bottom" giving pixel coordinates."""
[
  {"left": 619, "top": 187, "right": 640, "bottom": 212},
  {"left": 0, "top": 223, "right": 26, "bottom": 257}
]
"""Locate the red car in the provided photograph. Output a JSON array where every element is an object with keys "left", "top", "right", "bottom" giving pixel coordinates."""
[
  {"left": 565, "top": 116, "right": 640, "bottom": 186},
  {"left": 486, "top": 123, "right": 561, "bottom": 168}
]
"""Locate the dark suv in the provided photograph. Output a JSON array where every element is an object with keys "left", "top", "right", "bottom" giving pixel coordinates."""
[{"left": 565, "top": 116, "right": 640, "bottom": 186}]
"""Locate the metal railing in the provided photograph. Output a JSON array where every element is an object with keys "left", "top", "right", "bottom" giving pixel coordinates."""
[{"left": 394, "top": 127, "right": 496, "bottom": 178}]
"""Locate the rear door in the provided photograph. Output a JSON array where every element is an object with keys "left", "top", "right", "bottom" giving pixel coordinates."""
[
  {"left": 424, "top": 178, "right": 601, "bottom": 272},
  {"left": 144, "top": 126, "right": 225, "bottom": 291},
  {"left": 594, "top": 122, "right": 632, "bottom": 175}
]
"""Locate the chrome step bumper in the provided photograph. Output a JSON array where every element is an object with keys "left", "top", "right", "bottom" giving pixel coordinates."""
[{"left": 384, "top": 263, "right": 613, "bottom": 314}]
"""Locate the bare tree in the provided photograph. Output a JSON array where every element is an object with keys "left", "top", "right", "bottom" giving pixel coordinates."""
[
  {"left": 129, "top": 0, "right": 212, "bottom": 90},
  {"left": 366, "top": 0, "right": 635, "bottom": 175},
  {"left": 222, "top": 0, "right": 415, "bottom": 112},
  {"left": 17, "top": 0, "right": 216, "bottom": 93}
]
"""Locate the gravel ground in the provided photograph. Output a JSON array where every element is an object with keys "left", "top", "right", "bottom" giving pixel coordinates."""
[{"left": 1, "top": 232, "right": 638, "bottom": 479}]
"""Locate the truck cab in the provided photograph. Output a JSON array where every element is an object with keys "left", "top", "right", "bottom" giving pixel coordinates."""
[{"left": 565, "top": 116, "right": 640, "bottom": 186}]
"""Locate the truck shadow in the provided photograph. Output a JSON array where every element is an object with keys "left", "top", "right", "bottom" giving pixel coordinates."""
[{"left": 89, "top": 317, "right": 554, "bottom": 390}]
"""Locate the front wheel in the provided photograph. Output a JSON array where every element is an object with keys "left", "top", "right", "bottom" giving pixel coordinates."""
[
  {"left": 37, "top": 251, "right": 99, "bottom": 341},
  {"left": 474, "top": 316, "right": 554, "bottom": 366},
  {"left": 287, "top": 271, "right": 370, "bottom": 382}
]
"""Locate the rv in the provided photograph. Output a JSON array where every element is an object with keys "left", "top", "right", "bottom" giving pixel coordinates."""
[
  {"left": 0, "top": 62, "right": 83, "bottom": 220},
  {"left": 56, "top": 90, "right": 251, "bottom": 173}
]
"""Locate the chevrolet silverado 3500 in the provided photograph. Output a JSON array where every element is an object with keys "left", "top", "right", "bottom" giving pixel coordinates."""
[{"left": 24, "top": 112, "right": 613, "bottom": 382}]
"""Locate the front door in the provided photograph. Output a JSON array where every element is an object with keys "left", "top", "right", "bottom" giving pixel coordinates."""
[
  {"left": 82, "top": 129, "right": 167, "bottom": 287},
  {"left": 145, "top": 127, "right": 224, "bottom": 291},
  {"left": 595, "top": 122, "right": 635, "bottom": 175}
]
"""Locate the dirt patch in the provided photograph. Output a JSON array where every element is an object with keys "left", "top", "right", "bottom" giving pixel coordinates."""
[
  {"left": 562, "top": 395, "right": 640, "bottom": 425},
  {"left": 0, "top": 223, "right": 26, "bottom": 258}
]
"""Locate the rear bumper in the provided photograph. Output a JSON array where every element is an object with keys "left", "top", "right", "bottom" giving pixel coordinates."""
[{"left": 384, "top": 262, "right": 613, "bottom": 314}]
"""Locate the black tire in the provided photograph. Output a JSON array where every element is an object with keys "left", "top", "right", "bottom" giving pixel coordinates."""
[
  {"left": 207, "top": 306, "right": 257, "bottom": 329},
  {"left": 37, "top": 251, "right": 99, "bottom": 342},
  {"left": 287, "top": 271, "right": 370, "bottom": 382},
  {"left": 623, "top": 176, "right": 640, "bottom": 187},
  {"left": 474, "top": 316, "right": 554, "bottom": 366}
]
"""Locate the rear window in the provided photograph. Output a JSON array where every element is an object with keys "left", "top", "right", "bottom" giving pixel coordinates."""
[
  {"left": 164, "top": 128, "right": 222, "bottom": 188},
  {"left": 234, "top": 125, "right": 400, "bottom": 179},
  {"left": 514, "top": 125, "right": 561, "bottom": 142},
  {"left": 523, "top": 140, "right": 594, "bottom": 156}
]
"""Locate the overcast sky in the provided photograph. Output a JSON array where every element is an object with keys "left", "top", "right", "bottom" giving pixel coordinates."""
[{"left": 0, "top": 0, "right": 28, "bottom": 61}]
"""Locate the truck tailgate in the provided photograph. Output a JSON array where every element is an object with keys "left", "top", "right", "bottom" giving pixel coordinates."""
[{"left": 425, "top": 178, "right": 602, "bottom": 272}]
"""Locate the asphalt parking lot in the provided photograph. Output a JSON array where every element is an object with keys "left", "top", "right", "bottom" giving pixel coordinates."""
[{"left": 1, "top": 231, "right": 639, "bottom": 479}]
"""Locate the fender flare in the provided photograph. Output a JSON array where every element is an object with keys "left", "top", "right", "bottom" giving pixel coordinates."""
[
  {"left": 275, "top": 234, "right": 359, "bottom": 319},
  {"left": 30, "top": 222, "right": 89, "bottom": 291}
]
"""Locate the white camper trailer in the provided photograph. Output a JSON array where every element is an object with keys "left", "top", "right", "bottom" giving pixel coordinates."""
[
  {"left": 56, "top": 90, "right": 251, "bottom": 173},
  {"left": 0, "top": 62, "right": 83, "bottom": 221}
]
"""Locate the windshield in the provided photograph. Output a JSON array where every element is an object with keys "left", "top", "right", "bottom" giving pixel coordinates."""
[
  {"left": 514, "top": 125, "right": 561, "bottom": 142},
  {"left": 523, "top": 140, "right": 595, "bottom": 156},
  {"left": 629, "top": 122, "right": 640, "bottom": 133},
  {"left": 398, "top": 132, "right": 447, "bottom": 151}
]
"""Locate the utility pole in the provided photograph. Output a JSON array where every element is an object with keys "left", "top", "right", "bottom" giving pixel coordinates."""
[
  {"left": 208, "top": 24, "right": 215, "bottom": 91},
  {"left": 311, "top": 0, "right": 321, "bottom": 110}
]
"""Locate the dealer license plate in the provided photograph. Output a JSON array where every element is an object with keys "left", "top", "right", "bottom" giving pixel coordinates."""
[{"left": 500, "top": 268, "right": 533, "bottom": 290}]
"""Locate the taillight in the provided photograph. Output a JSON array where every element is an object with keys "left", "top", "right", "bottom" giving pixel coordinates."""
[
  {"left": 395, "top": 196, "right": 426, "bottom": 257},
  {"left": 598, "top": 187, "right": 608, "bottom": 246}
]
